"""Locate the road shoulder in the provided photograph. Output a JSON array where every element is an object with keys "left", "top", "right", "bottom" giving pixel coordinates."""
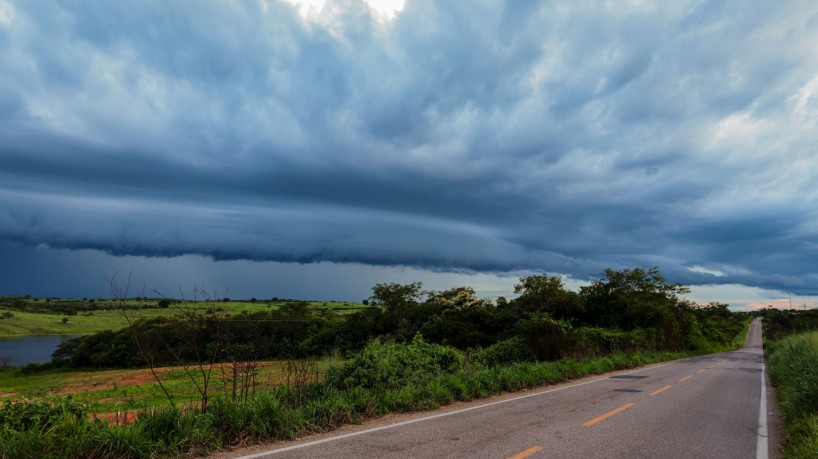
[{"left": 764, "top": 355, "right": 784, "bottom": 459}]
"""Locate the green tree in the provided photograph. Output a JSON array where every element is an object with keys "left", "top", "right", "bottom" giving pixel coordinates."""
[
  {"left": 429, "top": 287, "right": 489, "bottom": 314},
  {"left": 516, "top": 313, "right": 572, "bottom": 361},
  {"left": 370, "top": 282, "right": 423, "bottom": 313},
  {"left": 580, "top": 267, "right": 688, "bottom": 330},
  {"left": 369, "top": 282, "right": 432, "bottom": 342},
  {"left": 511, "top": 275, "right": 583, "bottom": 321}
]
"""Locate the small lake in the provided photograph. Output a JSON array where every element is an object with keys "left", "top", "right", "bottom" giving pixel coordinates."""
[{"left": 0, "top": 335, "right": 83, "bottom": 366}]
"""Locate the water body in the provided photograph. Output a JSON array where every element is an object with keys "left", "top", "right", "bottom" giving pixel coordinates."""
[{"left": 0, "top": 335, "right": 82, "bottom": 366}]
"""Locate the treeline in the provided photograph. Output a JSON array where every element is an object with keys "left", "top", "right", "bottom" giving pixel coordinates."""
[
  {"left": 757, "top": 308, "right": 818, "bottom": 341},
  {"left": 0, "top": 297, "right": 170, "bottom": 316},
  {"left": 44, "top": 267, "right": 747, "bottom": 370},
  {"left": 50, "top": 302, "right": 341, "bottom": 368}
]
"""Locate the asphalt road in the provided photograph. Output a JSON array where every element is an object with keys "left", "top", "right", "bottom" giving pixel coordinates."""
[{"left": 229, "top": 319, "right": 770, "bottom": 459}]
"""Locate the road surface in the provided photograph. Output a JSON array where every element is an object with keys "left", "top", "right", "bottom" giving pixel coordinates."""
[{"left": 227, "top": 318, "right": 773, "bottom": 459}]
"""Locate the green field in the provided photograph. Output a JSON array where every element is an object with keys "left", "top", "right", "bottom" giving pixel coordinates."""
[
  {"left": 0, "top": 356, "right": 343, "bottom": 413},
  {"left": 0, "top": 298, "right": 370, "bottom": 336},
  {"left": 0, "top": 308, "right": 166, "bottom": 336}
]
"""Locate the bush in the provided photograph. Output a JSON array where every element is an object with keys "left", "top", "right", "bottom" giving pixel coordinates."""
[
  {"left": 570, "top": 327, "right": 658, "bottom": 358},
  {"left": 0, "top": 397, "right": 95, "bottom": 458},
  {"left": 332, "top": 334, "right": 463, "bottom": 390},
  {"left": 469, "top": 337, "right": 532, "bottom": 367},
  {"left": 571, "top": 327, "right": 620, "bottom": 357},
  {"left": 0, "top": 396, "right": 87, "bottom": 431},
  {"left": 517, "top": 314, "right": 571, "bottom": 361}
]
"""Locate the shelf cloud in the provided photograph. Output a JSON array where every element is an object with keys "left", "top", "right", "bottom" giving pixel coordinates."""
[{"left": 2, "top": 0, "right": 818, "bottom": 295}]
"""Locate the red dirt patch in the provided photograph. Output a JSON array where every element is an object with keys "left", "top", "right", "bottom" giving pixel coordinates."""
[{"left": 55, "top": 361, "right": 286, "bottom": 395}]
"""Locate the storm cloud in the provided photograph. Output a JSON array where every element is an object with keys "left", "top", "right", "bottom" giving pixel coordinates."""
[{"left": 1, "top": 0, "right": 818, "bottom": 295}]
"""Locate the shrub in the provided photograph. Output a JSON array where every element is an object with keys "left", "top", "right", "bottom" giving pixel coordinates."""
[
  {"left": 571, "top": 327, "right": 619, "bottom": 357},
  {"left": 516, "top": 314, "right": 572, "bottom": 361},
  {"left": 332, "top": 334, "right": 463, "bottom": 390},
  {"left": 0, "top": 396, "right": 87, "bottom": 431},
  {"left": 469, "top": 337, "right": 532, "bottom": 367}
]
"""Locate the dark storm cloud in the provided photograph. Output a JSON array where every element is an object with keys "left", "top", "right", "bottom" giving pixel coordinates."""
[{"left": 1, "top": 0, "right": 818, "bottom": 293}]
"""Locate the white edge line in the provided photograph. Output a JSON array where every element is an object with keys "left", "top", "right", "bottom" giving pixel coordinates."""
[
  {"left": 234, "top": 363, "right": 672, "bottom": 459},
  {"left": 756, "top": 338, "right": 769, "bottom": 459}
]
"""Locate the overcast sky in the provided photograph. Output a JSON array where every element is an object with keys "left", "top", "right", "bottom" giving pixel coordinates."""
[{"left": 1, "top": 0, "right": 817, "bottom": 309}]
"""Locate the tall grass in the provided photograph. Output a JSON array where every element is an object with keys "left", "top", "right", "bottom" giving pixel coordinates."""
[
  {"left": 767, "top": 331, "right": 818, "bottom": 458},
  {"left": 0, "top": 349, "right": 690, "bottom": 458},
  {"left": 1, "top": 324, "right": 748, "bottom": 459}
]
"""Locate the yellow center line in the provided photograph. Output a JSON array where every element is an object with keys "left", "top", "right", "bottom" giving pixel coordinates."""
[
  {"left": 506, "top": 446, "right": 543, "bottom": 459},
  {"left": 680, "top": 375, "right": 693, "bottom": 382},
  {"left": 650, "top": 385, "right": 672, "bottom": 396},
  {"left": 697, "top": 369, "right": 706, "bottom": 374},
  {"left": 707, "top": 364, "right": 716, "bottom": 369},
  {"left": 583, "top": 403, "right": 636, "bottom": 427}
]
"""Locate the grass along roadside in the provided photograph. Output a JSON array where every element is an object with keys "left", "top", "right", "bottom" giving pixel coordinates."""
[
  {"left": 0, "top": 351, "right": 690, "bottom": 458},
  {"left": 766, "top": 331, "right": 818, "bottom": 458},
  {"left": 0, "top": 329, "right": 747, "bottom": 459},
  {"left": 0, "top": 314, "right": 750, "bottom": 458}
]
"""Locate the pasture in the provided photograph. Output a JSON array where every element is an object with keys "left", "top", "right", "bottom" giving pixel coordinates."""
[{"left": 0, "top": 297, "right": 369, "bottom": 336}]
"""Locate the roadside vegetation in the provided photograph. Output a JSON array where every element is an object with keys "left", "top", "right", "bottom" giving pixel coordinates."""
[
  {"left": 0, "top": 357, "right": 343, "bottom": 413},
  {"left": 761, "top": 308, "right": 818, "bottom": 458},
  {"left": 0, "top": 267, "right": 750, "bottom": 458}
]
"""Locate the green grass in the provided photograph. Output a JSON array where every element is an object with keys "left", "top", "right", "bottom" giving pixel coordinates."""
[
  {"left": 766, "top": 331, "right": 818, "bottom": 458},
  {"left": 0, "top": 300, "right": 370, "bottom": 336},
  {"left": 0, "top": 350, "right": 697, "bottom": 458},
  {"left": 0, "top": 308, "right": 166, "bottom": 336},
  {"left": 0, "top": 322, "right": 749, "bottom": 459},
  {"left": 0, "top": 357, "right": 344, "bottom": 413}
]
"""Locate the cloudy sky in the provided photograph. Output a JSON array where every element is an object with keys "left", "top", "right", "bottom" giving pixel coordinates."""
[{"left": 1, "top": 0, "right": 817, "bottom": 309}]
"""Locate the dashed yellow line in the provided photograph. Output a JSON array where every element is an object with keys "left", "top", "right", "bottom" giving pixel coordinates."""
[
  {"left": 650, "top": 385, "right": 672, "bottom": 396},
  {"left": 680, "top": 375, "right": 693, "bottom": 382},
  {"left": 506, "top": 446, "right": 543, "bottom": 459},
  {"left": 697, "top": 369, "right": 706, "bottom": 374},
  {"left": 583, "top": 403, "right": 636, "bottom": 427}
]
